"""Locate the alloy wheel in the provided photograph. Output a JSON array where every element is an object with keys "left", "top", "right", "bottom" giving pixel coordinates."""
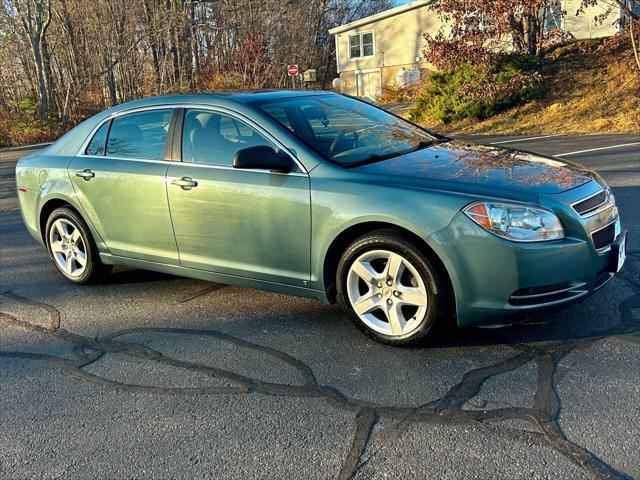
[
  {"left": 49, "top": 218, "right": 87, "bottom": 278},
  {"left": 346, "top": 249, "right": 428, "bottom": 337}
]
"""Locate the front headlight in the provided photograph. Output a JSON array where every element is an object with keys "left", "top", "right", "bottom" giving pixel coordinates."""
[{"left": 463, "top": 202, "right": 564, "bottom": 242}]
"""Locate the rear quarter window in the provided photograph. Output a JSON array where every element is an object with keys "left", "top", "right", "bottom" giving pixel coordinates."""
[{"left": 84, "top": 120, "right": 110, "bottom": 156}]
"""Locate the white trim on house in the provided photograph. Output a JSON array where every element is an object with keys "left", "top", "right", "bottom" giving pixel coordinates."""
[
  {"left": 328, "top": 0, "right": 431, "bottom": 34},
  {"left": 335, "top": 34, "right": 341, "bottom": 74}
]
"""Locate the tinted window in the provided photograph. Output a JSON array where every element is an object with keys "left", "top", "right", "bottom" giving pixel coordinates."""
[
  {"left": 258, "top": 104, "right": 294, "bottom": 131},
  {"left": 85, "top": 120, "right": 110, "bottom": 156},
  {"left": 182, "top": 110, "right": 273, "bottom": 166},
  {"left": 257, "top": 95, "right": 435, "bottom": 166},
  {"left": 106, "top": 109, "right": 172, "bottom": 160}
]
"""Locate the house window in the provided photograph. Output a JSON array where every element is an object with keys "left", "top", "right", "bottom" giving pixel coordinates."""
[
  {"left": 625, "top": 0, "right": 640, "bottom": 16},
  {"left": 544, "top": 2, "right": 562, "bottom": 32},
  {"left": 348, "top": 32, "right": 374, "bottom": 59}
]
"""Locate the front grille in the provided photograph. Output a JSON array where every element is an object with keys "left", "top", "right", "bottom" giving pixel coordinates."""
[
  {"left": 572, "top": 190, "right": 607, "bottom": 216},
  {"left": 591, "top": 222, "right": 616, "bottom": 250}
]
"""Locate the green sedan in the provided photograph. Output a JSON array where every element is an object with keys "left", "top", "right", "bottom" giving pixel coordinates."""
[{"left": 16, "top": 91, "right": 627, "bottom": 346}]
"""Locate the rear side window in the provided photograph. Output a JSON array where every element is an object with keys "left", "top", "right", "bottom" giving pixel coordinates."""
[
  {"left": 85, "top": 120, "right": 110, "bottom": 156},
  {"left": 106, "top": 109, "right": 172, "bottom": 160}
]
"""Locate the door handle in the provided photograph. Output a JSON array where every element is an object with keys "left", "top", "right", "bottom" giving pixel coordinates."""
[
  {"left": 75, "top": 169, "right": 95, "bottom": 180},
  {"left": 171, "top": 177, "right": 198, "bottom": 190}
]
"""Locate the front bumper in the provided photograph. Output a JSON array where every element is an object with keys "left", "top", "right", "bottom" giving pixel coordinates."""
[{"left": 428, "top": 184, "right": 624, "bottom": 327}]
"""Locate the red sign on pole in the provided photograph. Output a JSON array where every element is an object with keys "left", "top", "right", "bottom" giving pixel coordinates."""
[{"left": 287, "top": 64, "right": 299, "bottom": 76}]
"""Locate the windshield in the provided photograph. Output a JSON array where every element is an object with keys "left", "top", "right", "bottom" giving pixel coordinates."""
[{"left": 255, "top": 94, "right": 437, "bottom": 166}]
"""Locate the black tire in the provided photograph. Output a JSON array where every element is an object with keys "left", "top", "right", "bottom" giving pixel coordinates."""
[
  {"left": 45, "top": 206, "right": 111, "bottom": 284},
  {"left": 336, "top": 229, "right": 448, "bottom": 347}
]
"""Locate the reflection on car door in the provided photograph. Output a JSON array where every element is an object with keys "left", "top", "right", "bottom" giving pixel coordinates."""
[
  {"left": 68, "top": 108, "right": 180, "bottom": 265},
  {"left": 165, "top": 108, "right": 311, "bottom": 286}
]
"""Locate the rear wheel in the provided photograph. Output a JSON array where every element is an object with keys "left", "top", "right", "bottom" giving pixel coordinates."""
[
  {"left": 45, "top": 207, "right": 111, "bottom": 284},
  {"left": 337, "top": 230, "right": 446, "bottom": 346}
]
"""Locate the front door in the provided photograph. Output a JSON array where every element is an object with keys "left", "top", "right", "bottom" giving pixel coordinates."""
[
  {"left": 68, "top": 108, "right": 179, "bottom": 265},
  {"left": 166, "top": 108, "right": 311, "bottom": 286}
]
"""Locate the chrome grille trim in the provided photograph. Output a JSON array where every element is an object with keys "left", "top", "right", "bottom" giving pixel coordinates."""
[
  {"left": 509, "top": 282, "right": 588, "bottom": 300},
  {"left": 571, "top": 189, "right": 612, "bottom": 217},
  {"left": 593, "top": 272, "right": 614, "bottom": 291},
  {"left": 508, "top": 282, "right": 589, "bottom": 308}
]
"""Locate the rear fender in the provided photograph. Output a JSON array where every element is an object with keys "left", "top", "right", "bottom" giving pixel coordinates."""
[{"left": 23, "top": 158, "right": 110, "bottom": 253}]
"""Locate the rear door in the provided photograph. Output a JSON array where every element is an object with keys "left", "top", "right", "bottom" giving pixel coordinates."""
[
  {"left": 68, "top": 107, "right": 180, "bottom": 265},
  {"left": 165, "top": 107, "right": 311, "bottom": 286}
]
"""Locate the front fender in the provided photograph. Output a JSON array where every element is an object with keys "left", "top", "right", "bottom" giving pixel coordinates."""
[{"left": 309, "top": 172, "right": 475, "bottom": 290}]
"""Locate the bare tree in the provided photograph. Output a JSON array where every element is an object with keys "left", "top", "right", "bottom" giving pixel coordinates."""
[
  {"left": 11, "top": 0, "right": 53, "bottom": 119},
  {"left": 0, "top": 0, "right": 392, "bottom": 123}
]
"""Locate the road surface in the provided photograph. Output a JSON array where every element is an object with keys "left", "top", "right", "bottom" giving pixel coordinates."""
[{"left": 1, "top": 134, "right": 638, "bottom": 479}]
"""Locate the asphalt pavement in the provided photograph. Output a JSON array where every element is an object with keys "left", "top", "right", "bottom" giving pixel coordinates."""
[{"left": 1, "top": 133, "right": 639, "bottom": 479}]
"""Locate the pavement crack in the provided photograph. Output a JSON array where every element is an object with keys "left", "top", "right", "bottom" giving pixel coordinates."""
[
  {"left": 1, "top": 280, "right": 638, "bottom": 480},
  {"left": 531, "top": 341, "right": 633, "bottom": 480},
  {"left": 1, "top": 291, "right": 61, "bottom": 331},
  {"left": 338, "top": 409, "right": 377, "bottom": 480},
  {"left": 434, "top": 351, "right": 534, "bottom": 412}
]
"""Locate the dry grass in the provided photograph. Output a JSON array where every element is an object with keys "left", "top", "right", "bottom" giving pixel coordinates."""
[
  {"left": 428, "top": 39, "right": 640, "bottom": 135},
  {"left": 377, "top": 82, "right": 420, "bottom": 104}
]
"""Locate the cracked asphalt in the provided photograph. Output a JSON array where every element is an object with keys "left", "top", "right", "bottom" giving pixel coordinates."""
[{"left": 1, "top": 134, "right": 639, "bottom": 479}]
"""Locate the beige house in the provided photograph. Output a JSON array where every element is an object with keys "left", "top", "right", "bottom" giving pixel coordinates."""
[
  {"left": 329, "top": 0, "right": 628, "bottom": 100},
  {"left": 562, "top": 0, "right": 623, "bottom": 39}
]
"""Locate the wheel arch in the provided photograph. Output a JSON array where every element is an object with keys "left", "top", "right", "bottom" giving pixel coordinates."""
[
  {"left": 322, "top": 221, "right": 455, "bottom": 314},
  {"left": 39, "top": 198, "right": 77, "bottom": 243},
  {"left": 38, "top": 198, "right": 107, "bottom": 251}
]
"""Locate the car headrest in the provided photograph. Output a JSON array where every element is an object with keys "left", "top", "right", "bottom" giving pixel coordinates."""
[
  {"left": 110, "top": 123, "right": 143, "bottom": 145},
  {"left": 191, "top": 126, "right": 222, "bottom": 155},
  {"left": 202, "top": 114, "right": 221, "bottom": 132}
]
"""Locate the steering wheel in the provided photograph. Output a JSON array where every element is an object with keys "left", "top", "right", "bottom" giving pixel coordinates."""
[
  {"left": 330, "top": 130, "right": 359, "bottom": 155},
  {"left": 331, "top": 124, "right": 393, "bottom": 155}
]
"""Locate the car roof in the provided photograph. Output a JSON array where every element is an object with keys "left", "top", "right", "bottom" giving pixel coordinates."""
[
  {"left": 45, "top": 90, "right": 340, "bottom": 158},
  {"left": 110, "top": 90, "right": 335, "bottom": 113}
]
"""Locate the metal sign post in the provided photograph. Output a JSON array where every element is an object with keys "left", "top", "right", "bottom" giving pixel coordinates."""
[{"left": 287, "top": 64, "right": 298, "bottom": 89}]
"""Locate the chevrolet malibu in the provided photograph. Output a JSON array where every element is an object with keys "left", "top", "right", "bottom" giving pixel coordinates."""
[{"left": 16, "top": 91, "right": 627, "bottom": 346}]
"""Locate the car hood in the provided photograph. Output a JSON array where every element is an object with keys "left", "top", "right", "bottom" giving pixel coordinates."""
[{"left": 351, "top": 140, "right": 598, "bottom": 196}]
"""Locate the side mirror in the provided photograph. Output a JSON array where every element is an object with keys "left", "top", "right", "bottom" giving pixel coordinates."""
[{"left": 233, "top": 145, "right": 293, "bottom": 173}]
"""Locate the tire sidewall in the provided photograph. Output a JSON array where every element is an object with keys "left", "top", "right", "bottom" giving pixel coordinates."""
[
  {"left": 45, "top": 207, "right": 98, "bottom": 284},
  {"left": 337, "top": 233, "right": 442, "bottom": 346}
]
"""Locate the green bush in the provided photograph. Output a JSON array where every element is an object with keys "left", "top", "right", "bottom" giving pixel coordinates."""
[
  {"left": 409, "top": 56, "right": 542, "bottom": 125},
  {"left": 16, "top": 93, "right": 39, "bottom": 117}
]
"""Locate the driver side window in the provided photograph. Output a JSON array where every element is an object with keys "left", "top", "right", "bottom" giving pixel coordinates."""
[{"left": 182, "top": 110, "right": 273, "bottom": 167}]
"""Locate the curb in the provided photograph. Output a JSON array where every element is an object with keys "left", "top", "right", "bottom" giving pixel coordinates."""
[{"left": 0, "top": 143, "right": 51, "bottom": 153}]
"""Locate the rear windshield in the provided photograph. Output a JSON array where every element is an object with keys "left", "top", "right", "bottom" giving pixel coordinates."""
[{"left": 255, "top": 94, "right": 436, "bottom": 166}]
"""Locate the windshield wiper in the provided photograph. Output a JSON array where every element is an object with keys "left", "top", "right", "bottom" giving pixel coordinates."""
[{"left": 343, "top": 139, "right": 437, "bottom": 169}]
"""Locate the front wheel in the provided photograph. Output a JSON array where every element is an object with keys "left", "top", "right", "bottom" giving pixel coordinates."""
[
  {"left": 45, "top": 207, "right": 111, "bottom": 284},
  {"left": 337, "top": 230, "right": 447, "bottom": 346}
]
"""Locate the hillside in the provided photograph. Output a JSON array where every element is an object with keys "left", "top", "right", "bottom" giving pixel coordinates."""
[{"left": 422, "top": 38, "right": 640, "bottom": 135}]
